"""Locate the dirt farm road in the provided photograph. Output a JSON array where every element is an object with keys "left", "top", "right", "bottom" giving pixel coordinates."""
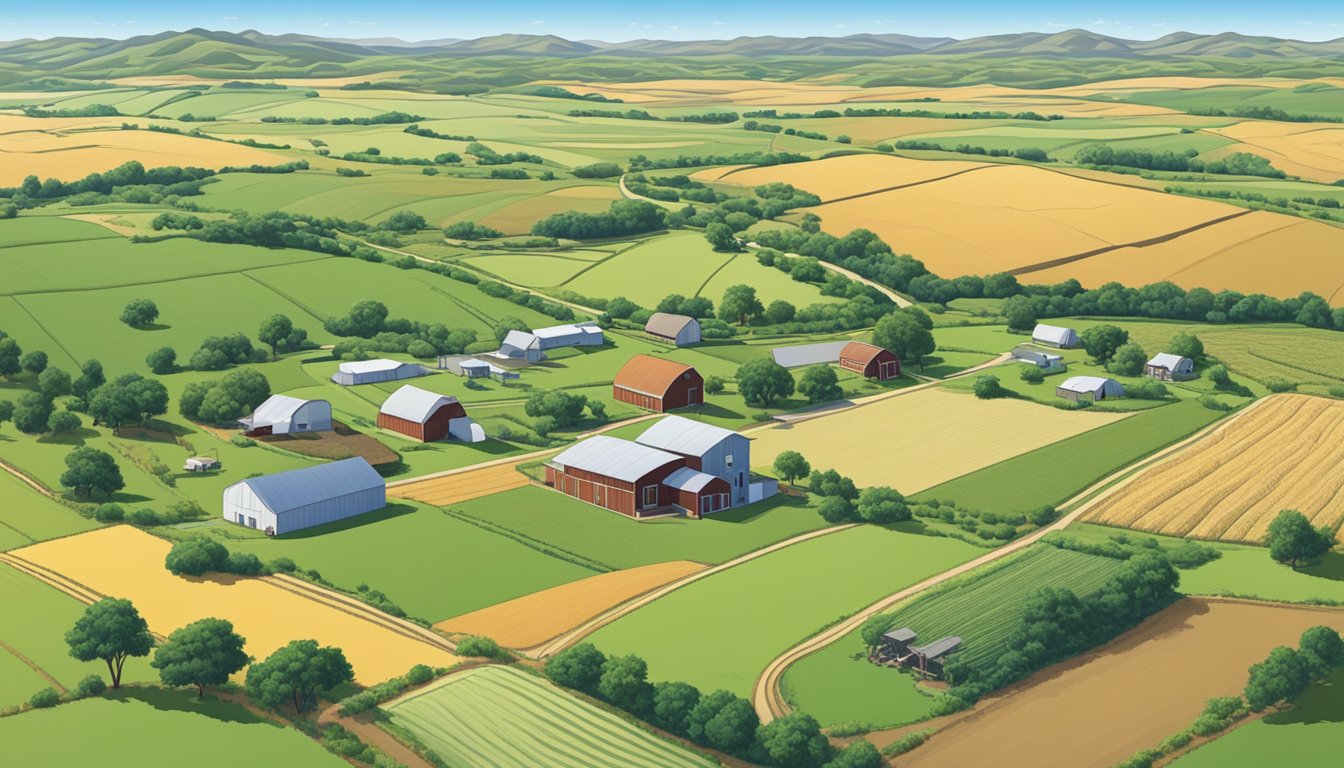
[{"left": 750, "top": 396, "right": 1271, "bottom": 722}]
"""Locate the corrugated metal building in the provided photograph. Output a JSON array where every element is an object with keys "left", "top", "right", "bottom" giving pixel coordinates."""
[
  {"left": 1056, "top": 375, "right": 1125, "bottom": 402},
  {"left": 613, "top": 355, "right": 704, "bottom": 412},
  {"left": 771, "top": 340, "right": 850, "bottom": 368},
  {"left": 1032, "top": 324, "right": 1080, "bottom": 349},
  {"left": 635, "top": 415, "right": 751, "bottom": 505},
  {"left": 644, "top": 313, "right": 701, "bottom": 347},
  {"left": 1146, "top": 353, "right": 1195, "bottom": 381},
  {"left": 498, "top": 331, "right": 544, "bottom": 362},
  {"left": 221, "top": 457, "right": 385, "bottom": 535},
  {"left": 838, "top": 341, "right": 901, "bottom": 380},
  {"left": 238, "top": 395, "right": 332, "bottom": 436},
  {"left": 545, "top": 435, "right": 729, "bottom": 518},
  {"left": 378, "top": 385, "right": 485, "bottom": 442},
  {"left": 331, "top": 359, "right": 426, "bottom": 386},
  {"left": 533, "top": 322, "right": 604, "bottom": 350},
  {"left": 1012, "top": 345, "right": 1066, "bottom": 371}
]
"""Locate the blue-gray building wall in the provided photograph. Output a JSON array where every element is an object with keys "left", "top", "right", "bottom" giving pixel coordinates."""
[
  {"left": 272, "top": 486, "right": 387, "bottom": 535},
  {"left": 694, "top": 433, "right": 752, "bottom": 505}
]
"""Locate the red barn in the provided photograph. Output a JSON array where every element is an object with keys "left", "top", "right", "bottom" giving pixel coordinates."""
[
  {"left": 613, "top": 355, "right": 704, "bottom": 412},
  {"left": 545, "top": 435, "right": 730, "bottom": 518},
  {"left": 377, "top": 385, "right": 467, "bottom": 442},
  {"left": 839, "top": 341, "right": 901, "bottom": 380}
]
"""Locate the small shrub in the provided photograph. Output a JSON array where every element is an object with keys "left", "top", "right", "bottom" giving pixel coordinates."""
[
  {"left": 973, "top": 375, "right": 1007, "bottom": 399},
  {"left": 231, "top": 435, "right": 256, "bottom": 448},
  {"left": 1198, "top": 394, "right": 1232, "bottom": 411},
  {"left": 405, "top": 664, "right": 435, "bottom": 686},
  {"left": 29, "top": 687, "right": 61, "bottom": 709},
  {"left": 1019, "top": 366, "right": 1045, "bottom": 384},
  {"left": 882, "top": 728, "right": 935, "bottom": 757},
  {"left": 226, "top": 551, "right": 266, "bottom": 576},
  {"left": 1114, "top": 749, "right": 1162, "bottom": 768},
  {"left": 128, "top": 508, "right": 162, "bottom": 526},
  {"left": 826, "top": 721, "right": 872, "bottom": 737},
  {"left": 1158, "top": 731, "right": 1192, "bottom": 752},
  {"left": 1263, "top": 376, "right": 1297, "bottom": 393},
  {"left": 456, "top": 635, "right": 509, "bottom": 661},
  {"left": 93, "top": 502, "right": 125, "bottom": 523},
  {"left": 73, "top": 675, "right": 107, "bottom": 698},
  {"left": 268, "top": 556, "right": 298, "bottom": 573}
]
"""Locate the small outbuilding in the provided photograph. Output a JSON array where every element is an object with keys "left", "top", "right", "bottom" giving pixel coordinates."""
[
  {"left": 1012, "top": 345, "right": 1066, "bottom": 372},
  {"left": 498, "top": 331, "right": 544, "bottom": 363},
  {"left": 645, "top": 313, "right": 702, "bottom": 347},
  {"left": 1146, "top": 353, "right": 1195, "bottom": 382},
  {"left": 184, "top": 456, "right": 220, "bottom": 472},
  {"left": 838, "top": 341, "right": 901, "bottom": 380},
  {"left": 771, "top": 340, "right": 850, "bottom": 368},
  {"left": 238, "top": 395, "right": 332, "bottom": 436},
  {"left": 613, "top": 355, "right": 704, "bottom": 413},
  {"left": 908, "top": 636, "right": 962, "bottom": 679},
  {"left": 331, "top": 359, "right": 426, "bottom": 386},
  {"left": 222, "top": 456, "right": 385, "bottom": 535},
  {"left": 1032, "top": 324, "right": 1080, "bottom": 349},
  {"left": 533, "top": 322, "right": 605, "bottom": 350},
  {"left": 1056, "top": 375, "right": 1125, "bottom": 402},
  {"left": 636, "top": 415, "right": 753, "bottom": 506},
  {"left": 377, "top": 385, "right": 485, "bottom": 443}
]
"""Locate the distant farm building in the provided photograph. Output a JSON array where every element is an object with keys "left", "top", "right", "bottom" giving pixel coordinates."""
[
  {"left": 771, "top": 340, "right": 849, "bottom": 368},
  {"left": 546, "top": 435, "right": 731, "bottom": 518},
  {"left": 534, "top": 322, "right": 604, "bottom": 350},
  {"left": 377, "top": 385, "right": 485, "bottom": 443},
  {"left": 183, "top": 456, "right": 220, "bottom": 472},
  {"left": 613, "top": 355, "right": 704, "bottom": 413},
  {"left": 222, "top": 456, "right": 385, "bottom": 535},
  {"left": 869, "top": 627, "right": 961, "bottom": 679},
  {"left": 439, "top": 356, "right": 521, "bottom": 382},
  {"left": 498, "top": 330, "right": 544, "bottom": 363},
  {"left": 1012, "top": 345, "right": 1066, "bottom": 372},
  {"left": 645, "top": 313, "right": 701, "bottom": 347},
  {"left": 838, "top": 341, "right": 901, "bottom": 380},
  {"left": 331, "top": 359, "right": 427, "bottom": 386},
  {"left": 1056, "top": 375, "right": 1124, "bottom": 402},
  {"left": 636, "top": 415, "right": 762, "bottom": 506},
  {"left": 238, "top": 395, "right": 332, "bottom": 437},
  {"left": 1146, "top": 353, "right": 1196, "bottom": 381},
  {"left": 1032, "top": 324, "right": 1080, "bottom": 349}
]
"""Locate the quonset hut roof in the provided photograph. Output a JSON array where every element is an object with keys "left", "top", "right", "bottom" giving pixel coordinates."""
[
  {"left": 1058, "top": 376, "right": 1123, "bottom": 396},
  {"left": 241, "top": 395, "right": 317, "bottom": 427},
  {"left": 379, "top": 385, "right": 461, "bottom": 424},
  {"left": 339, "top": 358, "right": 410, "bottom": 375},
  {"left": 771, "top": 340, "right": 849, "bottom": 368},
  {"left": 662, "top": 466, "right": 720, "bottom": 493},
  {"left": 636, "top": 415, "right": 737, "bottom": 457},
  {"left": 550, "top": 435, "right": 682, "bottom": 483},
  {"left": 1147, "top": 353, "right": 1193, "bottom": 372},
  {"left": 236, "top": 457, "right": 383, "bottom": 515},
  {"left": 1032, "top": 324, "right": 1078, "bottom": 346}
]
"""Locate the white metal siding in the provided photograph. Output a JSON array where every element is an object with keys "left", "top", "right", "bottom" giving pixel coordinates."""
[{"left": 222, "top": 482, "right": 384, "bottom": 535}]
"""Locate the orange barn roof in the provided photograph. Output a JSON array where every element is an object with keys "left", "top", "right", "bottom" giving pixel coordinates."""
[
  {"left": 839, "top": 341, "right": 889, "bottom": 367},
  {"left": 613, "top": 355, "right": 699, "bottom": 398}
]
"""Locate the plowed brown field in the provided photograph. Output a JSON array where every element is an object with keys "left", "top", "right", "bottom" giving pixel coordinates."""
[{"left": 1085, "top": 394, "right": 1344, "bottom": 542}]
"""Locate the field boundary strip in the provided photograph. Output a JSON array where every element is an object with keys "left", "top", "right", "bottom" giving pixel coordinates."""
[
  {"left": 0, "top": 638, "right": 66, "bottom": 693},
  {"left": 1007, "top": 209, "right": 1255, "bottom": 276},
  {"left": 1, "top": 253, "right": 333, "bottom": 298},
  {"left": 0, "top": 551, "right": 106, "bottom": 605},
  {"left": 263, "top": 574, "right": 458, "bottom": 653},
  {"left": 750, "top": 395, "right": 1271, "bottom": 723}
]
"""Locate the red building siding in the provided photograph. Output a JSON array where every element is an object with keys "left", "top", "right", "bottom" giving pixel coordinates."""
[
  {"left": 545, "top": 460, "right": 728, "bottom": 518},
  {"left": 612, "top": 355, "right": 705, "bottom": 413},
  {"left": 839, "top": 342, "right": 901, "bottom": 381},
  {"left": 377, "top": 402, "right": 467, "bottom": 442}
]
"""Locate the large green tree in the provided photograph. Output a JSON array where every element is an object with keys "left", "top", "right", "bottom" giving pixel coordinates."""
[
  {"left": 120, "top": 298, "right": 160, "bottom": 328},
  {"left": 12, "top": 392, "right": 53, "bottom": 434},
  {"left": 718, "top": 284, "right": 763, "bottom": 326},
  {"left": 772, "top": 450, "right": 811, "bottom": 485},
  {"left": 1266, "top": 510, "right": 1336, "bottom": 570},
  {"left": 257, "top": 314, "right": 308, "bottom": 359},
  {"left": 597, "top": 654, "right": 654, "bottom": 715},
  {"left": 872, "top": 309, "right": 935, "bottom": 371},
  {"left": 736, "top": 358, "right": 794, "bottom": 406},
  {"left": 1244, "top": 646, "right": 1311, "bottom": 711},
  {"left": 245, "top": 640, "right": 353, "bottom": 714},
  {"left": 797, "top": 365, "right": 842, "bottom": 404},
  {"left": 1080, "top": 324, "right": 1129, "bottom": 363},
  {"left": 0, "top": 337, "right": 23, "bottom": 379},
  {"left": 88, "top": 373, "right": 169, "bottom": 432},
  {"left": 152, "top": 618, "right": 250, "bottom": 697},
  {"left": 544, "top": 642, "right": 606, "bottom": 695},
  {"left": 65, "top": 598, "right": 154, "bottom": 688},
  {"left": 165, "top": 538, "right": 230, "bottom": 576},
  {"left": 59, "top": 446, "right": 124, "bottom": 498},
  {"left": 756, "top": 711, "right": 830, "bottom": 768}
]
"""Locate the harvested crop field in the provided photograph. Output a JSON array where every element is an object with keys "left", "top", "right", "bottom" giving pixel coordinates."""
[
  {"left": 749, "top": 388, "right": 1128, "bottom": 493},
  {"left": 477, "top": 185, "right": 622, "bottom": 235},
  {"left": 436, "top": 560, "right": 705, "bottom": 648},
  {"left": 390, "top": 462, "right": 532, "bottom": 506},
  {"left": 1085, "top": 395, "right": 1344, "bottom": 542},
  {"left": 386, "top": 665, "right": 714, "bottom": 768},
  {"left": 893, "top": 599, "right": 1344, "bottom": 768},
  {"left": 0, "top": 127, "right": 288, "bottom": 184},
  {"left": 696, "top": 154, "right": 988, "bottom": 201},
  {"left": 1205, "top": 121, "right": 1344, "bottom": 183},
  {"left": 7, "top": 526, "right": 459, "bottom": 684}
]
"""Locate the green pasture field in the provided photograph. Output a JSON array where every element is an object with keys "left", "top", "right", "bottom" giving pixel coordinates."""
[
  {"left": 585, "top": 525, "right": 979, "bottom": 697},
  {"left": 1117, "top": 84, "right": 1344, "bottom": 120},
  {"left": 1199, "top": 326, "right": 1344, "bottom": 388},
  {"left": 1063, "top": 523, "right": 1344, "bottom": 605},
  {"left": 0, "top": 689, "right": 346, "bottom": 767},
  {"left": 458, "top": 252, "right": 602, "bottom": 286},
  {"left": 1164, "top": 178, "right": 1344, "bottom": 206},
  {"left": 0, "top": 421, "right": 178, "bottom": 508},
  {"left": 0, "top": 216, "right": 121, "bottom": 248},
  {"left": 179, "top": 500, "right": 596, "bottom": 622},
  {"left": 152, "top": 89, "right": 310, "bottom": 119},
  {"left": 783, "top": 545, "right": 1127, "bottom": 727},
  {"left": 1171, "top": 668, "right": 1344, "bottom": 768},
  {"left": 448, "top": 485, "right": 830, "bottom": 571},
  {"left": 917, "top": 399, "right": 1222, "bottom": 512},
  {"left": 0, "top": 562, "right": 152, "bottom": 702},
  {"left": 0, "top": 469, "right": 99, "bottom": 549},
  {"left": 387, "top": 665, "right": 714, "bottom": 768}
]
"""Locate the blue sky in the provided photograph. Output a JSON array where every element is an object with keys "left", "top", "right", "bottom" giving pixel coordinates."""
[{"left": 2, "top": 1, "right": 1341, "bottom": 42}]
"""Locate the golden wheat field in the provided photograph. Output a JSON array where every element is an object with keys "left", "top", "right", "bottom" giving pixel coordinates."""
[
  {"left": 697, "top": 153, "right": 989, "bottom": 201},
  {"left": 9, "top": 526, "right": 459, "bottom": 683},
  {"left": 390, "top": 462, "right": 532, "bottom": 506},
  {"left": 1085, "top": 395, "right": 1344, "bottom": 543},
  {"left": 0, "top": 126, "right": 287, "bottom": 185},
  {"left": 749, "top": 388, "right": 1128, "bottom": 492},
  {"left": 1204, "top": 121, "right": 1344, "bottom": 183},
  {"left": 478, "top": 184, "right": 622, "bottom": 235},
  {"left": 436, "top": 560, "right": 705, "bottom": 648}
]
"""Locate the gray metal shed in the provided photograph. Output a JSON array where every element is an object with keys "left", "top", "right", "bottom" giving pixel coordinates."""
[{"left": 221, "top": 457, "right": 386, "bottom": 535}]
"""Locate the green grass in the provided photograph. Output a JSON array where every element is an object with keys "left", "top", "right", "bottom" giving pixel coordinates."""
[
  {"left": 448, "top": 485, "right": 831, "bottom": 571},
  {"left": 1119, "top": 84, "right": 1344, "bottom": 120},
  {"left": 173, "top": 501, "right": 596, "bottom": 623},
  {"left": 1170, "top": 668, "right": 1344, "bottom": 768},
  {"left": 0, "top": 470, "right": 99, "bottom": 549},
  {"left": 586, "top": 525, "right": 979, "bottom": 697},
  {"left": 0, "top": 689, "right": 346, "bottom": 767},
  {"left": 0, "top": 563, "right": 153, "bottom": 703},
  {"left": 387, "top": 665, "right": 714, "bottom": 768},
  {"left": 782, "top": 545, "right": 1126, "bottom": 727},
  {"left": 918, "top": 399, "right": 1223, "bottom": 512}
]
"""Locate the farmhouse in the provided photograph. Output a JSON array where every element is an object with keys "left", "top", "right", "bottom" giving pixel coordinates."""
[
  {"left": 644, "top": 313, "right": 701, "bottom": 347},
  {"left": 635, "top": 415, "right": 760, "bottom": 505},
  {"left": 1056, "top": 375, "right": 1125, "bottom": 402},
  {"left": 1032, "top": 324, "right": 1080, "bottom": 349},
  {"left": 221, "top": 457, "right": 386, "bottom": 535},
  {"left": 838, "top": 341, "right": 901, "bottom": 380},
  {"left": 1146, "top": 353, "right": 1196, "bottom": 381},
  {"left": 331, "top": 359, "right": 427, "bottom": 386},
  {"left": 238, "top": 395, "right": 332, "bottom": 436},
  {"left": 613, "top": 355, "right": 704, "bottom": 412},
  {"left": 545, "top": 435, "right": 730, "bottom": 518},
  {"left": 377, "top": 385, "right": 486, "bottom": 443},
  {"left": 498, "top": 330, "right": 544, "bottom": 362},
  {"left": 771, "top": 340, "right": 849, "bottom": 368},
  {"left": 1012, "top": 345, "right": 1065, "bottom": 372}
]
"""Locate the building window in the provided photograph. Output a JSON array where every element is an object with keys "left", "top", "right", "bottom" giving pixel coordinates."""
[
  {"left": 725, "top": 454, "right": 734, "bottom": 469},
  {"left": 594, "top": 486, "right": 603, "bottom": 505},
  {"left": 642, "top": 485, "right": 657, "bottom": 508}
]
